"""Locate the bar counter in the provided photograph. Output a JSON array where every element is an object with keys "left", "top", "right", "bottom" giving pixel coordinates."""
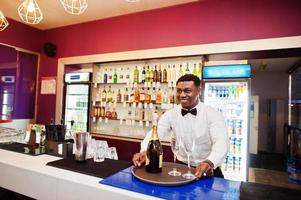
[
  {"left": 1, "top": 148, "right": 301, "bottom": 200},
  {"left": 0, "top": 149, "right": 158, "bottom": 200}
]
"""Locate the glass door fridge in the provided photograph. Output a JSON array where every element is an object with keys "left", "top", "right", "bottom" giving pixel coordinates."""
[
  {"left": 202, "top": 64, "right": 251, "bottom": 181},
  {"left": 64, "top": 72, "right": 91, "bottom": 132}
]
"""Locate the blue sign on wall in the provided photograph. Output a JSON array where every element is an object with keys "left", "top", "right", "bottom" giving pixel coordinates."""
[{"left": 203, "top": 64, "right": 251, "bottom": 79}]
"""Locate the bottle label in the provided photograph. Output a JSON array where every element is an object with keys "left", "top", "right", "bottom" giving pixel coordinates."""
[
  {"left": 159, "top": 154, "right": 163, "bottom": 168},
  {"left": 145, "top": 155, "right": 150, "bottom": 165}
]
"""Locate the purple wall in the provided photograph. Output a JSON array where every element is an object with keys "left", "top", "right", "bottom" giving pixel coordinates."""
[{"left": 1, "top": 0, "right": 301, "bottom": 123}]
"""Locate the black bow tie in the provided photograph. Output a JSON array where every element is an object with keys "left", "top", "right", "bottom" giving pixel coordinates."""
[{"left": 181, "top": 108, "right": 197, "bottom": 116}]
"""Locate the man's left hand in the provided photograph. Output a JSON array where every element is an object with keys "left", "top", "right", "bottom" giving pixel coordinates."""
[{"left": 194, "top": 160, "right": 214, "bottom": 179}]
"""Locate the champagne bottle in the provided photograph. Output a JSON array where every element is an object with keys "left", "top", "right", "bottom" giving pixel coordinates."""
[
  {"left": 185, "top": 63, "right": 190, "bottom": 74},
  {"left": 145, "top": 111, "right": 163, "bottom": 173}
]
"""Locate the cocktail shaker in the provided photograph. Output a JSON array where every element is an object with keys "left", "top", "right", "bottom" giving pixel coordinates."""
[{"left": 75, "top": 132, "right": 89, "bottom": 162}]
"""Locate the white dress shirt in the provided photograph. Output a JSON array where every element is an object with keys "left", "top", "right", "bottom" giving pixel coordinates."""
[{"left": 140, "top": 101, "right": 229, "bottom": 168}]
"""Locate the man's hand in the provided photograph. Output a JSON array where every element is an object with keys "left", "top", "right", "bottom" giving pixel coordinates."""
[
  {"left": 195, "top": 160, "right": 214, "bottom": 179},
  {"left": 132, "top": 151, "right": 146, "bottom": 167}
]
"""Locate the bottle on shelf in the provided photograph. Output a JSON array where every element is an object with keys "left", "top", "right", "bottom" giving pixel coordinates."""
[
  {"left": 123, "top": 88, "right": 129, "bottom": 103},
  {"left": 171, "top": 65, "right": 176, "bottom": 83},
  {"left": 185, "top": 63, "right": 190, "bottom": 74},
  {"left": 157, "top": 65, "right": 162, "bottom": 83},
  {"left": 117, "top": 89, "right": 122, "bottom": 103},
  {"left": 108, "top": 68, "right": 113, "bottom": 83},
  {"left": 134, "top": 66, "right": 139, "bottom": 83},
  {"left": 113, "top": 69, "right": 118, "bottom": 84},
  {"left": 101, "top": 86, "right": 107, "bottom": 102},
  {"left": 163, "top": 66, "right": 167, "bottom": 83},
  {"left": 198, "top": 63, "right": 203, "bottom": 79},
  {"left": 145, "top": 88, "right": 151, "bottom": 104},
  {"left": 156, "top": 88, "right": 162, "bottom": 104},
  {"left": 141, "top": 66, "right": 146, "bottom": 83},
  {"left": 105, "top": 107, "right": 112, "bottom": 119},
  {"left": 107, "top": 86, "right": 113, "bottom": 102},
  {"left": 153, "top": 65, "right": 158, "bottom": 83},
  {"left": 119, "top": 67, "right": 124, "bottom": 83},
  {"left": 111, "top": 108, "right": 118, "bottom": 120},
  {"left": 149, "top": 66, "right": 154, "bottom": 83},
  {"left": 151, "top": 87, "right": 156, "bottom": 104},
  {"left": 126, "top": 67, "right": 131, "bottom": 83},
  {"left": 145, "top": 111, "right": 163, "bottom": 173},
  {"left": 100, "top": 106, "right": 105, "bottom": 118},
  {"left": 103, "top": 68, "right": 108, "bottom": 83},
  {"left": 146, "top": 66, "right": 150, "bottom": 83},
  {"left": 140, "top": 87, "right": 145, "bottom": 104},
  {"left": 134, "top": 87, "right": 140, "bottom": 103},
  {"left": 178, "top": 64, "right": 183, "bottom": 78},
  {"left": 169, "top": 87, "right": 175, "bottom": 104},
  {"left": 193, "top": 64, "right": 197, "bottom": 76}
]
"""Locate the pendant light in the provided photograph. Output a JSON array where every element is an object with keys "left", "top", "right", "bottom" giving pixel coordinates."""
[
  {"left": 0, "top": 10, "right": 9, "bottom": 31},
  {"left": 18, "top": 0, "right": 43, "bottom": 24},
  {"left": 60, "top": 0, "right": 88, "bottom": 15}
]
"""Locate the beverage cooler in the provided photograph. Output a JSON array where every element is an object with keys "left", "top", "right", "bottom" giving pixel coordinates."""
[
  {"left": 202, "top": 64, "right": 251, "bottom": 181},
  {"left": 64, "top": 72, "right": 92, "bottom": 132},
  {"left": 0, "top": 76, "right": 15, "bottom": 120}
]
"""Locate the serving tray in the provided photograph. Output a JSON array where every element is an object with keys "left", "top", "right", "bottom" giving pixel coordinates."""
[{"left": 132, "top": 162, "right": 196, "bottom": 186}]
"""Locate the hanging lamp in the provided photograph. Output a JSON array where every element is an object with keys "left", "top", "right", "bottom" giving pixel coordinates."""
[
  {"left": 18, "top": 0, "right": 43, "bottom": 24},
  {"left": 60, "top": 0, "right": 88, "bottom": 15},
  {"left": 0, "top": 10, "right": 9, "bottom": 31}
]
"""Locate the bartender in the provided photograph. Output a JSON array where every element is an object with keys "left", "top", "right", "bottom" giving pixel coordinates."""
[{"left": 132, "top": 74, "right": 229, "bottom": 178}]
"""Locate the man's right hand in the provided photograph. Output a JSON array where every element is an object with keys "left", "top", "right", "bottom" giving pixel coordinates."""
[{"left": 132, "top": 151, "right": 146, "bottom": 167}]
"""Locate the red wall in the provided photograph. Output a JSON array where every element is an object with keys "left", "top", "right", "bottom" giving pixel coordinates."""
[
  {"left": 0, "top": 18, "right": 42, "bottom": 52},
  {"left": 1, "top": 0, "right": 301, "bottom": 123}
]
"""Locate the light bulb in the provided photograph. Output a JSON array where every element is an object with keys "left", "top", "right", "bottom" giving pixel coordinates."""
[{"left": 27, "top": 2, "right": 35, "bottom": 12}]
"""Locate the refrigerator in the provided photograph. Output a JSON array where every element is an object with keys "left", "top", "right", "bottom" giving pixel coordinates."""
[
  {"left": 202, "top": 64, "right": 251, "bottom": 181},
  {"left": 0, "top": 75, "right": 15, "bottom": 120},
  {"left": 64, "top": 72, "right": 91, "bottom": 132}
]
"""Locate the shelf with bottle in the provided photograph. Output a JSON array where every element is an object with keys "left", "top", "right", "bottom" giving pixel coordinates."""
[{"left": 93, "top": 61, "right": 203, "bottom": 85}]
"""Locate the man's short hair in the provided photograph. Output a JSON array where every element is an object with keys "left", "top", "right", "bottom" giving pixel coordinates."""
[{"left": 176, "top": 74, "right": 201, "bottom": 87}]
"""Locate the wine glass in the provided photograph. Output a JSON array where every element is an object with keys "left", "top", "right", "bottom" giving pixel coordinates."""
[
  {"left": 181, "top": 131, "right": 196, "bottom": 180},
  {"left": 168, "top": 133, "right": 181, "bottom": 176}
]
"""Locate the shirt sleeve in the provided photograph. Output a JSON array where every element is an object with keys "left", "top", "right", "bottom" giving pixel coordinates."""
[
  {"left": 205, "top": 107, "right": 229, "bottom": 168},
  {"left": 140, "top": 110, "right": 172, "bottom": 152}
]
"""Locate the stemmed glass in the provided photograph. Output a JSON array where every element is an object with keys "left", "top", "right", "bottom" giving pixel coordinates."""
[
  {"left": 168, "top": 133, "right": 181, "bottom": 176},
  {"left": 181, "top": 130, "right": 196, "bottom": 180}
]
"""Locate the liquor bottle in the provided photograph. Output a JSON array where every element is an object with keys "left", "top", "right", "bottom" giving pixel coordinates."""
[
  {"left": 149, "top": 66, "right": 154, "bottom": 83},
  {"left": 185, "top": 63, "right": 190, "bottom": 74},
  {"left": 151, "top": 87, "right": 156, "bottom": 103},
  {"left": 134, "top": 87, "right": 140, "bottom": 103},
  {"left": 146, "top": 66, "right": 150, "bottom": 83},
  {"left": 123, "top": 88, "right": 129, "bottom": 103},
  {"left": 163, "top": 67, "right": 167, "bottom": 83},
  {"left": 117, "top": 89, "right": 122, "bottom": 103},
  {"left": 156, "top": 88, "right": 162, "bottom": 104},
  {"left": 113, "top": 69, "right": 118, "bottom": 84},
  {"left": 103, "top": 68, "right": 108, "bottom": 83},
  {"left": 101, "top": 86, "right": 107, "bottom": 102},
  {"left": 193, "top": 64, "right": 197, "bottom": 76},
  {"left": 107, "top": 86, "right": 113, "bottom": 102},
  {"left": 169, "top": 87, "right": 175, "bottom": 104},
  {"left": 153, "top": 65, "right": 158, "bottom": 83},
  {"left": 171, "top": 65, "right": 176, "bottom": 82},
  {"left": 134, "top": 66, "right": 139, "bottom": 83},
  {"left": 157, "top": 65, "right": 162, "bottom": 83},
  {"left": 145, "top": 88, "right": 151, "bottom": 104},
  {"left": 145, "top": 111, "right": 163, "bottom": 173},
  {"left": 119, "top": 67, "right": 124, "bottom": 83},
  {"left": 111, "top": 108, "right": 118, "bottom": 120},
  {"left": 178, "top": 64, "right": 183, "bottom": 77},
  {"left": 126, "top": 67, "right": 131, "bottom": 83},
  {"left": 108, "top": 68, "right": 113, "bottom": 83},
  {"left": 162, "top": 89, "right": 169, "bottom": 104},
  {"left": 197, "top": 63, "right": 202, "bottom": 79},
  {"left": 141, "top": 66, "right": 146, "bottom": 83},
  {"left": 100, "top": 106, "right": 105, "bottom": 118},
  {"left": 140, "top": 87, "right": 145, "bottom": 103}
]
